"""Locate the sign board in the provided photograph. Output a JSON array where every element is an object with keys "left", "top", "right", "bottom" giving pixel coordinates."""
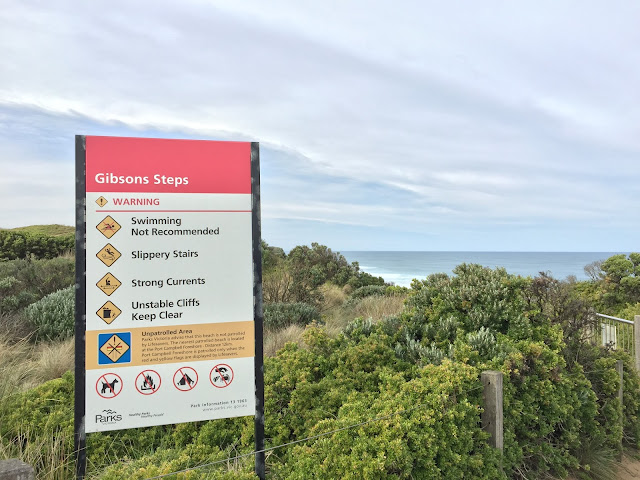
[{"left": 75, "top": 136, "right": 263, "bottom": 435}]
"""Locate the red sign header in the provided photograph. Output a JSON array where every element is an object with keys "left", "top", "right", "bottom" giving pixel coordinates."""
[{"left": 85, "top": 136, "right": 251, "bottom": 193}]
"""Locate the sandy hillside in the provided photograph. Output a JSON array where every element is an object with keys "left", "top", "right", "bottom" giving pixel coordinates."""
[
  {"left": 567, "top": 455, "right": 640, "bottom": 480},
  {"left": 617, "top": 455, "right": 640, "bottom": 479}
]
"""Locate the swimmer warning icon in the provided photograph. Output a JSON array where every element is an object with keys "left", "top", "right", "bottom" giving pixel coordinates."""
[{"left": 97, "top": 216, "right": 121, "bottom": 239}]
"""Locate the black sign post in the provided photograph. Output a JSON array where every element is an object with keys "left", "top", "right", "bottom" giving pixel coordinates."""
[
  {"left": 251, "top": 143, "right": 266, "bottom": 479},
  {"left": 74, "top": 135, "right": 87, "bottom": 480}
]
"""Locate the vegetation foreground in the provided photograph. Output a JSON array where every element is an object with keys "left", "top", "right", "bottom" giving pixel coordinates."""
[{"left": 1, "top": 226, "right": 640, "bottom": 479}]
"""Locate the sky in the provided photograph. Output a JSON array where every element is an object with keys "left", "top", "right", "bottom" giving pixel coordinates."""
[{"left": 1, "top": 1, "right": 638, "bottom": 251}]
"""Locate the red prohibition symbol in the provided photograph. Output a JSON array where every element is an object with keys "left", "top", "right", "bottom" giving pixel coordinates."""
[
  {"left": 173, "top": 367, "right": 198, "bottom": 391},
  {"left": 135, "top": 370, "right": 161, "bottom": 395},
  {"left": 96, "top": 373, "right": 123, "bottom": 399},
  {"left": 210, "top": 364, "right": 233, "bottom": 388}
]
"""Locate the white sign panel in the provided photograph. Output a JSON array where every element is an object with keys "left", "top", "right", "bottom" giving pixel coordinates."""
[{"left": 81, "top": 136, "right": 257, "bottom": 432}]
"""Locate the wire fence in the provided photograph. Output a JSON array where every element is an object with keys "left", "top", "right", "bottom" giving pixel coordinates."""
[{"left": 147, "top": 385, "right": 484, "bottom": 479}]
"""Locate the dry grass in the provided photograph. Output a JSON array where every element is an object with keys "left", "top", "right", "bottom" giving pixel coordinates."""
[
  {"left": 352, "top": 295, "right": 406, "bottom": 321},
  {"left": 32, "top": 338, "right": 75, "bottom": 386},
  {"left": 0, "top": 337, "right": 76, "bottom": 479},
  {"left": 324, "top": 294, "right": 407, "bottom": 333},
  {"left": 0, "top": 429, "right": 73, "bottom": 480},
  {"left": 57, "top": 249, "right": 75, "bottom": 260},
  {"left": 0, "top": 338, "right": 35, "bottom": 402},
  {"left": 0, "top": 337, "right": 74, "bottom": 401},
  {"left": 0, "top": 312, "right": 37, "bottom": 342},
  {"left": 264, "top": 324, "right": 305, "bottom": 357},
  {"left": 317, "top": 284, "right": 348, "bottom": 313}
]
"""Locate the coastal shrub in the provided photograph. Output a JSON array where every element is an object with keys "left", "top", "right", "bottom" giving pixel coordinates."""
[
  {"left": 405, "top": 264, "right": 532, "bottom": 342},
  {"left": 0, "top": 230, "right": 74, "bottom": 260},
  {"left": 5, "top": 252, "right": 639, "bottom": 479},
  {"left": 0, "top": 275, "right": 39, "bottom": 315},
  {"left": 0, "top": 257, "right": 75, "bottom": 314},
  {"left": 496, "top": 340, "right": 599, "bottom": 479},
  {"left": 285, "top": 243, "right": 355, "bottom": 303},
  {"left": 399, "top": 266, "right": 626, "bottom": 477},
  {"left": 262, "top": 265, "right": 294, "bottom": 303},
  {"left": 527, "top": 273, "right": 637, "bottom": 453},
  {"left": 263, "top": 326, "right": 414, "bottom": 447},
  {"left": 263, "top": 302, "right": 321, "bottom": 330},
  {"left": 24, "top": 286, "right": 74, "bottom": 340},
  {"left": 346, "top": 269, "right": 387, "bottom": 289},
  {"left": 349, "top": 285, "right": 407, "bottom": 302},
  {"left": 274, "top": 360, "right": 503, "bottom": 479},
  {"left": 0, "top": 372, "right": 200, "bottom": 478},
  {"left": 97, "top": 444, "right": 257, "bottom": 479},
  {"left": 0, "top": 372, "right": 76, "bottom": 479},
  {"left": 349, "top": 285, "right": 387, "bottom": 300},
  {"left": 261, "top": 241, "right": 385, "bottom": 306},
  {"left": 574, "top": 253, "right": 640, "bottom": 316},
  {"left": 612, "top": 351, "right": 640, "bottom": 448}
]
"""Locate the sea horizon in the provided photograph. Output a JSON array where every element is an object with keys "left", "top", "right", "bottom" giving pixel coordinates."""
[{"left": 340, "top": 251, "right": 626, "bottom": 287}]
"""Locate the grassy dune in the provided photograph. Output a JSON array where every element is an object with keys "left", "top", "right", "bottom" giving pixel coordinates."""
[{"left": 2, "top": 224, "right": 74, "bottom": 236}]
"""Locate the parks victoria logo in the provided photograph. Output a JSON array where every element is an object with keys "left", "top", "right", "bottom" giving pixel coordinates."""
[{"left": 95, "top": 409, "right": 122, "bottom": 425}]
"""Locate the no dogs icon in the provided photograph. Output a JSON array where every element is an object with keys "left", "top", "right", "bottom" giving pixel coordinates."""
[{"left": 96, "top": 373, "right": 123, "bottom": 399}]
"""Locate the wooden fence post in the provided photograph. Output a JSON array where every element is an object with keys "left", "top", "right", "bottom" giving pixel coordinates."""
[
  {"left": 635, "top": 316, "right": 640, "bottom": 371},
  {"left": 616, "top": 360, "right": 624, "bottom": 406},
  {"left": 481, "top": 370, "right": 503, "bottom": 452},
  {"left": 616, "top": 360, "right": 624, "bottom": 453}
]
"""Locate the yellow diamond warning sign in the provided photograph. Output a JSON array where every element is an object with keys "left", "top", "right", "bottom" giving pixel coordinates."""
[
  {"left": 96, "top": 244, "right": 121, "bottom": 267},
  {"left": 96, "top": 273, "right": 122, "bottom": 296},
  {"left": 97, "top": 301, "right": 122, "bottom": 325},
  {"left": 97, "top": 216, "right": 121, "bottom": 239},
  {"left": 99, "top": 333, "right": 130, "bottom": 363},
  {"left": 96, "top": 196, "right": 108, "bottom": 207}
]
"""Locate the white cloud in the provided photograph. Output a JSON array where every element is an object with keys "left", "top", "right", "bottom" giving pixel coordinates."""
[{"left": 0, "top": 1, "right": 638, "bottom": 248}]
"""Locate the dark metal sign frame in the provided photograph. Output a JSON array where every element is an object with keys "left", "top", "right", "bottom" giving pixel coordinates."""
[{"left": 74, "top": 136, "right": 265, "bottom": 479}]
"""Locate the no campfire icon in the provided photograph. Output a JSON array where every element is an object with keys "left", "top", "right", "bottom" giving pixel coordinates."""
[{"left": 136, "top": 370, "right": 161, "bottom": 395}]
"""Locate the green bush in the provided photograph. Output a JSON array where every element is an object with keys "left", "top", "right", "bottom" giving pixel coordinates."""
[
  {"left": 574, "top": 253, "right": 640, "bottom": 316},
  {"left": 612, "top": 351, "right": 640, "bottom": 448},
  {"left": 263, "top": 302, "right": 321, "bottom": 330},
  {"left": 349, "top": 285, "right": 387, "bottom": 300},
  {"left": 261, "top": 241, "right": 385, "bottom": 305},
  {"left": 0, "top": 230, "right": 74, "bottom": 260},
  {"left": 496, "top": 340, "right": 597, "bottom": 478},
  {"left": 346, "top": 270, "right": 387, "bottom": 289},
  {"left": 0, "top": 257, "right": 75, "bottom": 314},
  {"left": 4, "top": 252, "right": 640, "bottom": 479},
  {"left": 273, "top": 359, "right": 502, "bottom": 479},
  {"left": 97, "top": 444, "right": 257, "bottom": 479},
  {"left": 24, "top": 286, "right": 74, "bottom": 340},
  {"left": 397, "top": 265, "right": 630, "bottom": 478},
  {"left": 0, "top": 275, "right": 39, "bottom": 314},
  {"left": 0, "top": 373, "right": 209, "bottom": 478}
]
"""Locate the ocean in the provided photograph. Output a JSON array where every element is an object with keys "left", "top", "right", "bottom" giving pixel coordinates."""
[{"left": 340, "top": 252, "right": 623, "bottom": 287}]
